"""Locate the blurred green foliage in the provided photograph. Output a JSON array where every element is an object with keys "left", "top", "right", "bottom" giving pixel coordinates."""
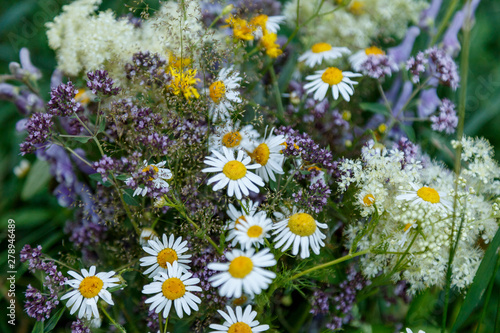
[{"left": 0, "top": 0, "right": 498, "bottom": 332}]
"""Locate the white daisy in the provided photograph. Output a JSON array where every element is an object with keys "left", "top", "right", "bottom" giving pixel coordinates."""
[
  {"left": 209, "top": 305, "right": 269, "bottom": 333},
  {"left": 396, "top": 182, "right": 452, "bottom": 212},
  {"left": 142, "top": 261, "right": 202, "bottom": 319},
  {"left": 229, "top": 212, "right": 273, "bottom": 250},
  {"left": 208, "top": 248, "right": 276, "bottom": 298},
  {"left": 202, "top": 147, "right": 264, "bottom": 200},
  {"left": 397, "top": 223, "right": 417, "bottom": 248},
  {"left": 349, "top": 46, "right": 386, "bottom": 71},
  {"left": 272, "top": 207, "right": 328, "bottom": 259},
  {"left": 139, "top": 227, "right": 159, "bottom": 246},
  {"left": 298, "top": 43, "right": 351, "bottom": 68},
  {"left": 250, "top": 14, "right": 286, "bottom": 38},
  {"left": 209, "top": 122, "right": 260, "bottom": 152},
  {"left": 225, "top": 200, "right": 261, "bottom": 245},
  {"left": 128, "top": 160, "right": 173, "bottom": 197},
  {"left": 140, "top": 234, "right": 191, "bottom": 278},
  {"left": 208, "top": 66, "right": 242, "bottom": 122},
  {"left": 61, "top": 266, "right": 120, "bottom": 320},
  {"left": 247, "top": 128, "right": 286, "bottom": 182},
  {"left": 304, "top": 67, "right": 362, "bottom": 102}
]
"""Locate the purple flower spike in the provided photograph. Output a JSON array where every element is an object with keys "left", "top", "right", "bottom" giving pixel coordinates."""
[{"left": 86, "top": 70, "right": 121, "bottom": 96}]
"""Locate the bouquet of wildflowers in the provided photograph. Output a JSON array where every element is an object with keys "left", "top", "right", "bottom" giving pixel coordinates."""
[{"left": 3, "top": 0, "right": 499, "bottom": 332}]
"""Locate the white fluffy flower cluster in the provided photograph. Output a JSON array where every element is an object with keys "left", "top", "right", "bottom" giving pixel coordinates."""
[
  {"left": 338, "top": 138, "right": 499, "bottom": 294},
  {"left": 46, "top": 0, "right": 222, "bottom": 79},
  {"left": 283, "top": 0, "right": 427, "bottom": 49}
]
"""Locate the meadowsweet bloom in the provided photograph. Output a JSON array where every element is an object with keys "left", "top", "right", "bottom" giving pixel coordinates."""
[
  {"left": 140, "top": 234, "right": 191, "bottom": 278},
  {"left": 228, "top": 212, "right": 273, "bottom": 250},
  {"left": 298, "top": 43, "right": 350, "bottom": 67},
  {"left": 208, "top": 248, "right": 276, "bottom": 298},
  {"left": 209, "top": 305, "right": 269, "bottom": 333},
  {"left": 304, "top": 67, "right": 362, "bottom": 102},
  {"left": 168, "top": 67, "right": 200, "bottom": 99},
  {"left": 208, "top": 122, "right": 260, "bottom": 152},
  {"left": 61, "top": 266, "right": 119, "bottom": 319},
  {"left": 396, "top": 182, "right": 452, "bottom": 212},
  {"left": 202, "top": 147, "right": 264, "bottom": 200},
  {"left": 128, "top": 160, "right": 172, "bottom": 197},
  {"left": 272, "top": 207, "right": 328, "bottom": 259},
  {"left": 208, "top": 67, "right": 242, "bottom": 121},
  {"left": 248, "top": 129, "right": 286, "bottom": 182},
  {"left": 142, "top": 261, "right": 202, "bottom": 319},
  {"left": 349, "top": 46, "right": 386, "bottom": 71}
]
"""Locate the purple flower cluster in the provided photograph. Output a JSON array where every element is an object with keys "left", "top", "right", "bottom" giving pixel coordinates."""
[
  {"left": 19, "top": 112, "right": 54, "bottom": 155},
  {"left": 303, "top": 98, "right": 329, "bottom": 122},
  {"left": 275, "top": 126, "right": 335, "bottom": 175},
  {"left": 110, "top": 99, "right": 163, "bottom": 136},
  {"left": 191, "top": 247, "right": 228, "bottom": 308},
  {"left": 406, "top": 51, "right": 428, "bottom": 83},
  {"left": 24, "top": 285, "right": 58, "bottom": 321},
  {"left": 93, "top": 155, "right": 128, "bottom": 182},
  {"left": 86, "top": 70, "right": 121, "bottom": 96},
  {"left": 47, "top": 81, "right": 81, "bottom": 116},
  {"left": 20, "top": 245, "right": 67, "bottom": 321},
  {"left": 393, "top": 137, "right": 419, "bottom": 169},
  {"left": 292, "top": 181, "right": 331, "bottom": 213},
  {"left": 125, "top": 51, "right": 170, "bottom": 86},
  {"left": 310, "top": 289, "right": 332, "bottom": 315},
  {"left": 360, "top": 55, "right": 399, "bottom": 79},
  {"left": 430, "top": 98, "right": 458, "bottom": 134},
  {"left": 70, "top": 319, "right": 91, "bottom": 333},
  {"left": 426, "top": 47, "right": 460, "bottom": 90}
]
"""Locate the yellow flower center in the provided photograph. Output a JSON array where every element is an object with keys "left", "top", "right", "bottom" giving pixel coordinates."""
[
  {"left": 321, "top": 67, "right": 344, "bottom": 86},
  {"left": 79, "top": 276, "right": 104, "bottom": 298},
  {"left": 417, "top": 186, "right": 440, "bottom": 204},
  {"left": 250, "top": 14, "right": 268, "bottom": 29},
  {"left": 228, "top": 256, "right": 253, "bottom": 278},
  {"left": 209, "top": 81, "right": 226, "bottom": 103},
  {"left": 223, "top": 161, "right": 247, "bottom": 180},
  {"left": 308, "top": 166, "right": 321, "bottom": 172},
  {"left": 250, "top": 143, "right": 270, "bottom": 166},
  {"left": 349, "top": 1, "right": 365, "bottom": 15},
  {"left": 288, "top": 213, "right": 317, "bottom": 236},
  {"left": 247, "top": 225, "right": 263, "bottom": 238},
  {"left": 157, "top": 248, "right": 178, "bottom": 269},
  {"left": 222, "top": 131, "right": 242, "bottom": 148},
  {"left": 161, "top": 277, "right": 186, "bottom": 300},
  {"left": 311, "top": 42, "right": 332, "bottom": 53},
  {"left": 142, "top": 164, "right": 159, "bottom": 181},
  {"left": 363, "top": 194, "right": 375, "bottom": 206},
  {"left": 232, "top": 295, "right": 248, "bottom": 306},
  {"left": 404, "top": 223, "right": 413, "bottom": 232},
  {"left": 228, "top": 322, "right": 252, "bottom": 333},
  {"left": 365, "top": 46, "right": 385, "bottom": 56}
]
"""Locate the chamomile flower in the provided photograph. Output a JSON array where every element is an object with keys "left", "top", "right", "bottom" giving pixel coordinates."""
[
  {"left": 397, "top": 223, "right": 417, "bottom": 248},
  {"left": 202, "top": 147, "right": 264, "bottom": 200},
  {"left": 304, "top": 67, "right": 362, "bottom": 102},
  {"left": 229, "top": 212, "right": 273, "bottom": 250},
  {"left": 298, "top": 43, "right": 351, "bottom": 67},
  {"left": 208, "top": 66, "right": 242, "bottom": 122},
  {"left": 272, "top": 207, "right": 328, "bottom": 259},
  {"left": 139, "top": 227, "right": 159, "bottom": 246},
  {"left": 142, "top": 261, "right": 201, "bottom": 319},
  {"left": 61, "top": 266, "right": 120, "bottom": 320},
  {"left": 349, "top": 46, "right": 386, "bottom": 71},
  {"left": 209, "top": 305, "right": 269, "bottom": 333},
  {"left": 208, "top": 248, "right": 276, "bottom": 298},
  {"left": 250, "top": 14, "right": 286, "bottom": 36},
  {"left": 140, "top": 234, "right": 191, "bottom": 278},
  {"left": 396, "top": 182, "right": 452, "bottom": 212},
  {"left": 130, "top": 160, "right": 173, "bottom": 197},
  {"left": 209, "top": 122, "right": 260, "bottom": 152},
  {"left": 247, "top": 128, "right": 286, "bottom": 182}
]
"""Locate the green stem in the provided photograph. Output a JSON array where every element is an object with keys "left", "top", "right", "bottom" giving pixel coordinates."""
[
  {"left": 62, "top": 145, "right": 93, "bottom": 167},
  {"left": 290, "top": 249, "right": 370, "bottom": 280},
  {"left": 442, "top": 4, "right": 472, "bottom": 331},
  {"left": 101, "top": 303, "right": 126, "bottom": 333},
  {"left": 430, "top": 0, "right": 460, "bottom": 46},
  {"left": 475, "top": 255, "right": 500, "bottom": 333},
  {"left": 269, "top": 65, "right": 285, "bottom": 123},
  {"left": 111, "top": 174, "right": 140, "bottom": 236}
]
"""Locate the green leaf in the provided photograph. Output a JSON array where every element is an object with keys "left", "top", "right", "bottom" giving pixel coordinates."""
[
  {"left": 89, "top": 173, "right": 103, "bottom": 182},
  {"left": 451, "top": 228, "right": 500, "bottom": 332},
  {"left": 116, "top": 174, "right": 130, "bottom": 181},
  {"left": 44, "top": 308, "right": 65, "bottom": 332},
  {"left": 123, "top": 189, "right": 140, "bottom": 206},
  {"left": 72, "top": 136, "right": 91, "bottom": 143},
  {"left": 97, "top": 119, "right": 106, "bottom": 134},
  {"left": 359, "top": 102, "right": 391, "bottom": 116},
  {"left": 32, "top": 321, "right": 44, "bottom": 333},
  {"left": 21, "top": 159, "right": 52, "bottom": 200},
  {"left": 269, "top": 179, "right": 277, "bottom": 191},
  {"left": 401, "top": 124, "right": 416, "bottom": 142}
]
